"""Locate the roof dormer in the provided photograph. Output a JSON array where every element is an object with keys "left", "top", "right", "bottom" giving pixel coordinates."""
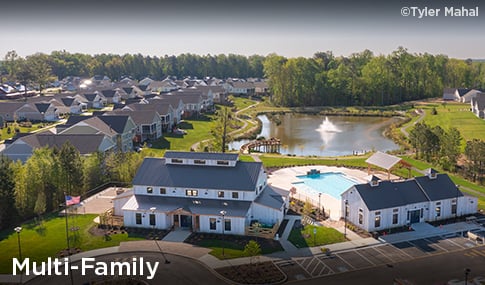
[
  {"left": 366, "top": 175, "right": 381, "bottom": 187},
  {"left": 425, "top": 168, "right": 438, "bottom": 179}
]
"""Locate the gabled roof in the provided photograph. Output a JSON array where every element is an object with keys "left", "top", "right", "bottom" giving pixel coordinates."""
[
  {"left": 414, "top": 174, "right": 463, "bottom": 201},
  {"left": 457, "top": 88, "right": 471, "bottom": 96},
  {"left": 97, "top": 115, "right": 133, "bottom": 134},
  {"left": 122, "top": 195, "right": 251, "bottom": 217},
  {"left": 353, "top": 173, "right": 465, "bottom": 211},
  {"left": 0, "top": 102, "right": 25, "bottom": 113},
  {"left": 83, "top": 93, "right": 98, "bottom": 102},
  {"left": 34, "top": 103, "right": 51, "bottom": 113},
  {"left": 365, "top": 151, "right": 402, "bottom": 170},
  {"left": 18, "top": 132, "right": 109, "bottom": 155},
  {"left": 164, "top": 151, "right": 239, "bottom": 161},
  {"left": 60, "top": 97, "right": 76, "bottom": 107},
  {"left": 101, "top": 89, "right": 117, "bottom": 98},
  {"left": 353, "top": 180, "right": 429, "bottom": 211},
  {"left": 106, "top": 110, "right": 160, "bottom": 125},
  {"left": 132, "top": 157, "right": 262, "bottom": 191},
  {"left": 65, "top": 115, "right": 93, "bottom": 126},
  {"left": 254, "top": 185, "right": 285, "bottom": 210}
]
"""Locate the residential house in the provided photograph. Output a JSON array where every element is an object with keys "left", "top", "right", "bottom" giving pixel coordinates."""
[
  {"left": 0, "top": 102, "right": 26, "bottom": 122},
  {"left": 148, "top": 78, "right": 179, "bottom": 94},
  {"left": 80, "top": 92, "right": 107, "bottom": 109},
  {"left": 254, "top": 81, "right": 270, "bottom": 96},
  {"left": 118, "top": 151, "right": 287, "bottom": 235},
  {"left": 341, "top": 169, "right": 477, "bottom": 232},
  {"left": 107, "top": 109, "right": 162, "bottom": 142},
  {"left": 100, "top": 89, "right": 122, "bottom": 104},
  {"left": 59, "top": 115, "right": 136, "bottom": 152},
  {"left": 149, "top": 96, "right": 184, "bottom": 125},
  {"left": 1, "top": 131, "right": 115, "bottom": 163},
  {"left": 226, "top": 81, "right": 255, "bottom": 95},
  {"left": 471, "top": 92, "right": 485, "bottom": 118}
]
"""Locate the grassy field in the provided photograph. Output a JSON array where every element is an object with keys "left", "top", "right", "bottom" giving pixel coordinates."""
[
  {"left": 288, "top": 225, "right": 345, "bottom": 248},
  {"left": 1, "top": 123, "right": 49, "bottom": 140},
  {"left": 0, "top": 214, "right": 144, "bottom": 274},
  {"left": 406, "top": 102, "right": 485, "bottom": 147}
]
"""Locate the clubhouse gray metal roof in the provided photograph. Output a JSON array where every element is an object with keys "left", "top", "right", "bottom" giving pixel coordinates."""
[
  {"left": 254, "top": 185, "right": 285, "bottom": 210},
  {"left": 365, "top": 151, "right": 402, "bottom": 170},
  {"left": 414, "top": 174, "right": 463, "bottom": 201},
  {"left": 353, "top": 180, "right": 429, "bottom": 211},
  {"left": 164, "top": 151, "right": 239, "bottom": 161},
  {"left": 122, "top": 195, "right": 251, "bottom": 217},
  {"left": 354, "top": 173, "right": 465, "bottom": 211},
  {"left": 132, "top": 157, "right": 261, "bottom": 191}
]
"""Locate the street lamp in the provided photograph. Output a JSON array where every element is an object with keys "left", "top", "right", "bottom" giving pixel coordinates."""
[
  {"left": 464, "top": 268, "right": 471, "bottom": 285},
  {"left": 14, "top": 227, "right": 22, "bottom": 284},
  {"left": 318, "top": 193, "right": 322, "bottom": 219},
  {"left": 344, "top": 199, "right": 348, "bottom": 238},
  {"left": 220, "top": 210, "right": 227, "bottom": 257}
]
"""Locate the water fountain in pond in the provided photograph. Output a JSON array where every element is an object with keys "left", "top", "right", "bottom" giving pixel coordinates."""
[{"left": 316, "top": 116, "right": 341, "bottom": 145}]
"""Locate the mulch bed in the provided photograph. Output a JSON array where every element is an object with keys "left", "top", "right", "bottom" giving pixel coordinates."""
[
  {"left": 184, "top": 232, "right": 283, "bottom": 253},
  {"left": 216, "top": 261, "right": 286, "bottom": 284}
]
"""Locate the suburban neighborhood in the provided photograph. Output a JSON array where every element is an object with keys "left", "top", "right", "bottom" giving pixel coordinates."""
[{"left": 1, "top": 49, "right": 485, "bottom": 285}]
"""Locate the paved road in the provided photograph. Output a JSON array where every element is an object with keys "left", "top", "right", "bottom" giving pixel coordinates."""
[
  {"left": 295, "top": 245, "right": 485, "bottom": 285},
  {"left": 24, "top": 253, "right": 229, "bottom": 285}
]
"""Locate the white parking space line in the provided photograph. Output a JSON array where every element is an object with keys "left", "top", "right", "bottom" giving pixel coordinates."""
[
  {"left": 423, "top": 238, "right": 448, "bottom": 252},
  {"left": 354, "top": 250, "right": 376, "bottom": 266}
]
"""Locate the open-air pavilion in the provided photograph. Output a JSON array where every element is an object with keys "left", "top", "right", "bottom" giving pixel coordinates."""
[{"left": 365, "top": 151, "right": 412, "bottom": 180}]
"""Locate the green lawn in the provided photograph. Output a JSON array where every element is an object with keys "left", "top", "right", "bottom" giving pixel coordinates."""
[
  {"left": 259, "top": 153, "right": 370, "bottom": 168},
  {"left": 288, "top": 225, "right": 345, "bottom": 248},
  {"left": 407, "top": 102, "right": 485, "bottom": 148},
  {"left": 146, "top": 117, "right": 216, "bottom": 152},
  {"left": 0, "top": 214, "right": 144, "bottom": 274},
  {"left": 1, "top": 123, "right": 49, "bottom": 140}
]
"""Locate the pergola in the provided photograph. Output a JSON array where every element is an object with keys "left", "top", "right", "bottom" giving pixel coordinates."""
[{"left": 365, "top": 151, "right": 412, "bottom": 180}]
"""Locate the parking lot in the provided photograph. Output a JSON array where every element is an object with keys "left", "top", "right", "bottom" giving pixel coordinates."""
[{"left": 276, "top": 230, "right": 485, "bottom": 282}]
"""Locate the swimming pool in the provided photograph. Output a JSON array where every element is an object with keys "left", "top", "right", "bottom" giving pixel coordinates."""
[{"left": 293, "top": 172, "right": 358, "bottom": 199}]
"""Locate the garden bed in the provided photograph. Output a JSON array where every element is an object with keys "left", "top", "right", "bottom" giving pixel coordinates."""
[{"left": 216, "top": 261, "right": 286, "bottom": 284}]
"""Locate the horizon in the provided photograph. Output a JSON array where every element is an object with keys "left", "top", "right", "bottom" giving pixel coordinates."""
[{"left": 1, "top": 0, "right": 484, "bottom": 60}]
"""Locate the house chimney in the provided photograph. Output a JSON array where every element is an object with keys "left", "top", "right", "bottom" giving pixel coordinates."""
[{"left": 425, "top": 168, "right": 438, "bottom": 179}]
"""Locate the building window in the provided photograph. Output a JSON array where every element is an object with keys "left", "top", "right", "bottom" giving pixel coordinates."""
[
  {"left": 186, "top": 189, "right": 198, "bottom": 196},
  {"left": 224, "top": 219, "right": 231, "bottom": 231},
  {"left": 217, "top": 160, "right": 229, "bottom": 166},
  {"left": 436, "top": 207, "right": 441, "bottom": 217},
  {"left": 452, "top": 199, "right": 457, "bottom": 215},
  {"left": 160, "top": 188, "right": 166, "bottom": 195},
  {"left": 147, "top": 187, "right": 153, "bottom": 194},
  {"left": 358, "top": 209, "right": 363, "bottom": 225},
  {"left": 392, "top": 213, "right": 398, "bottom": 225},
  {"left": 420, "top": 208, "right": 424, "bottom": 218},
  {"left": 375, "top": 215, "right": 381, "bottom": 228},
  {"left": 149, "top": 214, "right": 156, "bottom": 226},
  {"left": 194, "top": 159, "right": 206, "bottom": 165},
  {"left": 209, "top": 218, "right": 216, "bottom": 230},
  {"left": 218, "top": 191, "right": 224, "bottom": 198},
  {"left": 232, "top": 192, "right": 239, "bottom": 199},
  {"left": 171, "top": 158, "right": 183, "bottom": 164},
  {"left": 135, "top": 213, "right": 142, "bottom": 225}
]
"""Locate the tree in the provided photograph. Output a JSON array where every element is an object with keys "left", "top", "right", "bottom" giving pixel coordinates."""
[
  {"left": 244, "top": 240, "right": 261, "bottom": 266},
  {"left": 24, "top": 53, "right": 57, "bottom": 94},
  {"left": 211, "top": 106, "right": 235, "bottom": 153},
  {"left": 0, "top": 156, "right": 17, "bottom": 230},
  {"left": 58, "top": 141, "right": 84, "bottom": 195}
]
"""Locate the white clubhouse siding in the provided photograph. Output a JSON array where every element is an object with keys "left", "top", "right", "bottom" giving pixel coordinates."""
[
  {"left": 251, "top": 203, "right": 284, "bottom": 226},
  {"left": 199, "top": 215, "right": 246, "bottom": 236}
]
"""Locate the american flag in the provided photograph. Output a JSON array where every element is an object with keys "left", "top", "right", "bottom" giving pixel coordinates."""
[{"left": 65, "top": 195, "right": 81, "bottom": 206}]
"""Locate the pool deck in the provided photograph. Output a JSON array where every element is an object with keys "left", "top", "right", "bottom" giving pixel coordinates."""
[{"left": 268, "top": 165, "right": 399, "bottom": 220}]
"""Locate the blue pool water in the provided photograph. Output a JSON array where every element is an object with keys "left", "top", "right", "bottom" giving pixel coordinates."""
[{"left": 293, "top": 172, "right": 358, "bottom": 199}]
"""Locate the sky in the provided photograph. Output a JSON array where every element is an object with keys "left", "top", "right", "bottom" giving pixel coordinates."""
[{"left": 1, "top": 0, "right": 484, "bottom": 59}]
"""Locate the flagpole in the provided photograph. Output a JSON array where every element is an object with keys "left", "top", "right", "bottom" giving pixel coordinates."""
[{"left": 64, "top": 192, "right": 74, "bottom": 285}]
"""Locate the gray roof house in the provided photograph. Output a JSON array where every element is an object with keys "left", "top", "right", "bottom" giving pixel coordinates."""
[
  {"left": 471, "top": 92, "right": 485, "bottom": 119},
  {"left": 117, "top": 151, "right": 288, "bottom": 236},
  {"left": 341, "top": 169, "right": 477, "bottom": 232},
  {"left": 1, "top": 131, "right": 115, "bottom": 163}
]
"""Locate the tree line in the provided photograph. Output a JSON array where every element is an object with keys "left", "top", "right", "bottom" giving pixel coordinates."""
[
  {"left": 264, "top": 47, "right": 485, "bottom": 107},
  {"left": 409, "top": 122, "right": 485, "bottom": 184},
  {"left": 1, "top": 50, "right": 265, "bottom": 85},
  {"left": 0, "top": 142, "right": 147, "bottom": 231}
]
